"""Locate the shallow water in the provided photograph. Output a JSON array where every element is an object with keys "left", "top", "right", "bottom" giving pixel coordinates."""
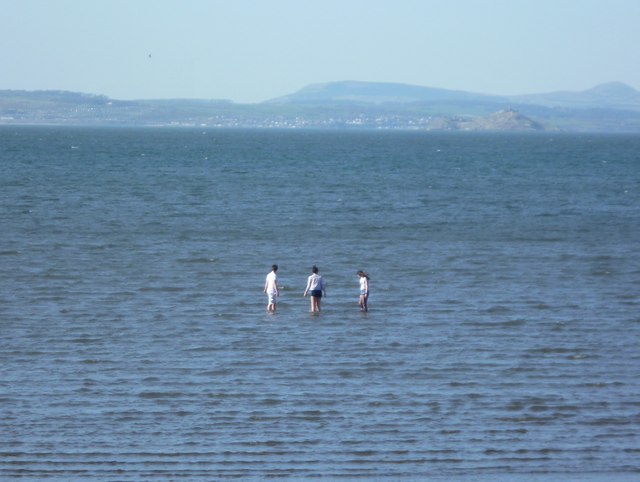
[{"left": 1, "top": 127, "right": 639, "bottom": 480}]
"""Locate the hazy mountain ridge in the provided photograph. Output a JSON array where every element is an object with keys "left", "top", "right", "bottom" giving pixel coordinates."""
[
  {"left": 269, "top": 80, "right": 640, "bottom": 111},
  {"left": 510, "top": 81, "right": 640, "bottom": 109},
  {"left": 2, "top": 81, "right": 640, "bottom": 132},
  {"left": 266, "top": 81, "right": 506, "bottom": 105}
]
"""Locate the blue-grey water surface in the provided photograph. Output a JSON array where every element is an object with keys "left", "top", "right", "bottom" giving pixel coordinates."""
[{"left": 1, "top": 127, "right": 639, "bottom": 481}]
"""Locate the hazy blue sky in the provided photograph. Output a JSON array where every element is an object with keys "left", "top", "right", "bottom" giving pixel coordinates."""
[{"left": 2, "top": 0, "right": 639, "bottom": 102}]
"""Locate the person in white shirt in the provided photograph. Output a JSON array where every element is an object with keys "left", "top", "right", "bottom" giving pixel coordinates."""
[
  {"left": 303, "top": 265, "right": 326, "bottom": 313},
  {"left": 357, "top": 270, "right": 369, "bottom": 312},
  {"left": 263, "top": 264, "right": 279, "bottom": 312}
]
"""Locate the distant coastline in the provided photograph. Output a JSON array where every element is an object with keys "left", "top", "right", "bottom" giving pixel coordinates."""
[{"left": 2, "top": 81, "right": 640, "bottom": 132}]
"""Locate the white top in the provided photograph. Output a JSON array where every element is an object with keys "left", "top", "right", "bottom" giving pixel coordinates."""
[
  {"left": 359, "top": 276, "right": 368, "bottom": 292},
  {"left": 265, "top": 271, "right": 278, "bottom": 294},
  {"left": 306, "top": 273, "right": 324, "bottom": 291}
]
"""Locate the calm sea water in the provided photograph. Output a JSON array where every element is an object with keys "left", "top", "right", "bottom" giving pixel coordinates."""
[{"left": 1, "top": 127, "right": 639, "bottom": 481}]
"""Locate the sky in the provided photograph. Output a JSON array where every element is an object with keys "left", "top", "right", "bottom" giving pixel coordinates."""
[{"left": 1, "top": 0, "right": 639, "bottom": 103}]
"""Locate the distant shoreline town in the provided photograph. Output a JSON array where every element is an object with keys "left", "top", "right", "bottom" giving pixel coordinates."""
[{"left": 2, "top": 81, "right": 640, "bottom": 132}]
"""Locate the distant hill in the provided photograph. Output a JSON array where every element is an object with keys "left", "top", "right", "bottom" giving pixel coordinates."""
[
  {"left": 266, "top": 81, "right": 505, "bottom": 105},
  {"left": 510, "top": 81, "right": 640, "bottom": 110},
  {"left": 268, "top": 80, "right": 640, "bottom": 111},
  {"left": 2, "top": 81, "right": 640, "bottom": 132}
]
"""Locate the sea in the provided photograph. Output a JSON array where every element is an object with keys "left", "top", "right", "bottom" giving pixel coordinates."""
[{"left": 1, "top": 126, "right": 639, "bottom": 481}]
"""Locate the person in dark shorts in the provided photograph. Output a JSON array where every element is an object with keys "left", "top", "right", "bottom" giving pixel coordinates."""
[{"left": 303, "top": 265, "right": 325, "bottom": 312}]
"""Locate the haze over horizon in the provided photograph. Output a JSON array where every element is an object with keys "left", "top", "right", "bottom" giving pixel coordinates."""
[{"left": 2, "top": 0, "right": 639, "bottom": 103}]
